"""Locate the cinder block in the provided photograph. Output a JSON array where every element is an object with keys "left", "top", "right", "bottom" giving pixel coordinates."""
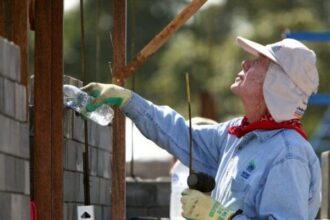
[
  {"left": 64, "top": 202, "right": 76, "bottom": 220},
  {"left": 24, "top": 160, "right": 30, "bottom": 195},
  {"left": 0, "top": 76, "right": 4, "bottom": 110},
  {"left": 64, "top": 171, "right": 85, "bottom": 203},
  {"left": 0, "top": 115, "right": 10, "bottom": 153},
  {"left": 15, "top": 83, "right": 27, "bottom": 122},
  {"left": 155, "top": 182, "right": 171, "bottom": 206},
  {"left": 99, "top": 178, "right": 111, "bottom": 205},
  {"left": 77, "top": 172, "right": 84, "bottom": 202},
  {"left": 0, "top": 114, "right": 29, "bottom": 158},
  {"left": 0, "top": 192, "right": 11, "bottom": 220},
  {"left": 87, "top": 120, "right": 111, "bottom": 149},
  {"left": 7, "top": 119, "right": 22, "bottom": 156},
  {"left": 0, "top": 37, "right": 5, "bottom": 76},
  {"left": 0, "top": 155, "right": 29, "bottom": 195},
  {"left": 126, "top": 181, "right": 157, "bottom": 207},
  {"left": 10, "top": 194, "right": 30, "bottom": 220},
  {"left": 63, "top": 203, "right": 68, "bottom": 220},
  {"left": 74, "top": 140, "right": 84, "bottom": 172},
  {"left": 93, "top": 205, "right": 102, "bottom": 220},
  {"left": 73, "top": 113, "right": 112, "bottom": 148},
  {"left": 9, "top": 43, "right": 21, "bottom": 82},
  {"left": 63, "top": 109, "right": 73, "bottom": 139},
  {"left": 14, "top": 158, "right": 27, "bottom": 193},
  {"left": 90, "top": 176, "right": 100, "bottom": 204},
  {"left": 1, "top": 38, "right": 10, "bottom": 79},
  {"left": 3, "top": 78, "right": 15, "bottom": 118},
  {"left": 0, "top": 154, "right": 6, "bottom": 190},
  {"left": 65, "top": 139, "right": 84, "bottom": 172},
  {"left": 0, "top": 38, "right": 21, "bottom": 81},
  {"left": 72, "top": 112, "right": 86, "bottom": 143},
  {"left": 97, "top": 124, "right": 112, "bottom": 151},
  {"left": 148, "top": 206, "right": 169, "bottom": 218},
  {"left": 19, "top": 122, "right": 30, "bottom": 158},
  {"left": 126, "top": 207, "right": 149, "bottom": 220},
  {"left": 321, "top": 151, "right": 330, "bottom": 219},
  {"left": 87, "top": 120, "right": 98, "bottom": 147},
  {"left": 0, "top": 162, "right": 30, "bottom": 220},
  {"left": 64, "top": 171, "right": 75, "bottom": 201},
  {"left": 5, "top": 155, "right": 16, "bottom": 192},
  {"left": 101, "top": 206, "right": 111, "bottom": 219},
  {"left": 97, "top": 149, "right": 111, "bottom": 178},
  {"left": 89, "top": 147, "right": 98, "bottom": 176},
  {"left": 63, "top": 139, "right": 68, "bottom": 169}
]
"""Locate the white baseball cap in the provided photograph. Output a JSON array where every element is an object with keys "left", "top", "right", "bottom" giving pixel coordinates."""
[{"left": 236, "top": 36, "right": 319, "bottom": 122}]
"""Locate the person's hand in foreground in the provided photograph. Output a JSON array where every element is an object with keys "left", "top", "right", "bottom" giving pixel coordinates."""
[{"left": 181, "top": 188, "right": 236, "bottom": 220}]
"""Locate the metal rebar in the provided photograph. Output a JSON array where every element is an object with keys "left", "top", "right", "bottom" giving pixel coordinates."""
[
  {"left": 80, "top": 0, "right": 90, "bottom": 205},
  {"left": 186, "top": 72, "right": 193, "bottom": 174}
]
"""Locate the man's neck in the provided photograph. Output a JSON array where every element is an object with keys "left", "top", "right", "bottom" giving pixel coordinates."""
[{"left": 243, "top": 102, "right": 267, "bottom": 123}]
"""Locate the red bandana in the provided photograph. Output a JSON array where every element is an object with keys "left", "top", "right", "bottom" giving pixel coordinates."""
[{"left": 228, "top": 113, "right": 307, "bottom": 139}]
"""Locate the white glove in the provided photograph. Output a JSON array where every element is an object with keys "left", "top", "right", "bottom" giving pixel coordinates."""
[
  {"left": 181, "top": 189, "right": 236, "bottom": 220},
  {"left": 81, "top": 83, "right": 132, "bottom": 110}
]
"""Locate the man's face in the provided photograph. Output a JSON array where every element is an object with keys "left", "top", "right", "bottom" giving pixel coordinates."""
[{"left": 231, "top": 56, "right": 271, "bottom": 101}]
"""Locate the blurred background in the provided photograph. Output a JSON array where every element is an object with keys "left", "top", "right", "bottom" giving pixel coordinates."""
[{"left": 30, "top": 0, "right": 330, "bottom": 174}]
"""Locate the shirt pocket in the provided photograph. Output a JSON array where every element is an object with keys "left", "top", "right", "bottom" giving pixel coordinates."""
[{"left": 228, "top": 176, "right": 250, "bottom": 210}]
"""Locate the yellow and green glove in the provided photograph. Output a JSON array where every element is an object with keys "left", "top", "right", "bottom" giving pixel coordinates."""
[
  {"left": 81, "top": 83, "right": 132, "bottom": 111},
  {"left": 181, "top": 189, "right": 236, "bottom": 220}
]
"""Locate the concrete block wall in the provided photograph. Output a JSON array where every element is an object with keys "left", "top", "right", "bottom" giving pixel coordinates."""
[
  {"left": 126, "top": 180, "right": 170, "bottom": 219},
  {"left": 0, "top": 37, "right": 30, "bottom": 220},
  {"left": 62, "top": 76, "right": 112, "bottom": 220},
  {"left": 63, "top": 76, "right": 172, "bottom": 219}
]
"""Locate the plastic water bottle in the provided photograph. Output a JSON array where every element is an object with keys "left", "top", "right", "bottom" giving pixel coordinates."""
[
  {"left": 170, "top": 161, "right": 189, "bottom": 220},
  {"left": 63, "top": 84, "right": 114, "bottom": 126}
]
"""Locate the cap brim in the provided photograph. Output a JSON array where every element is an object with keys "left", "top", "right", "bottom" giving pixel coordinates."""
[{"left": 237, "top": 36, "right": 278, "bottom": 64}]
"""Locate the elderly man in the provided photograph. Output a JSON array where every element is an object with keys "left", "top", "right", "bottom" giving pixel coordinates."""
[{"left": 82, "top": 36, "right": 321, "bottom": 219}]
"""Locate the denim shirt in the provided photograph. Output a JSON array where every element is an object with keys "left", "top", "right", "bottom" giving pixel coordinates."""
[{"left": 122, "top": 93, "right": 321, "bottom": 220}]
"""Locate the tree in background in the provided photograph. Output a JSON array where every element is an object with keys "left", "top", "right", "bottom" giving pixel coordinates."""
[{"left": 62, "top": 0, "right": 330, "bottom": 136}]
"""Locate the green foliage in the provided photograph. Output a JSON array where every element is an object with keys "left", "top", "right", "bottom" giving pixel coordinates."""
[{"left": 63, "top": 0, "right": 330, "bottom": 137}]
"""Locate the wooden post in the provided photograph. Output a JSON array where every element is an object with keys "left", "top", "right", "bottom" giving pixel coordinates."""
[
  {"left": 112, "top": 0, "right": 127, "bottom": 220},
  {"left": 0, "top": 0, "right": 28, "bottom": 86},
  {"left": 33, "top": 0, "right": 63, "bottom": 219}
]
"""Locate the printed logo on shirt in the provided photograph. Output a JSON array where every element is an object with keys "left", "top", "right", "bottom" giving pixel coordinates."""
[
  {"left": 172, "top": 174, "right": 179, "bottom": 183},
  {"left": 240, "top": 160, "right": 256, "bottom": 179}
]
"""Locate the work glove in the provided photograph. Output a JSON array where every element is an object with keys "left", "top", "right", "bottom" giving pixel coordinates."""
[
  {"left": 181, "top": 189, "right": 236, "bottom": 220},
  {"left": 81, "top": 83, "right": 132, "bottom": 111}
]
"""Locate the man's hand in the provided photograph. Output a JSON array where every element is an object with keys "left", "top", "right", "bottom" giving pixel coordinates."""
[
  {"left": 181, "top": 189, "right": 235, "bottom": 220},
  {"left": 81, "top": 83, "right": 132, "bottom": 111}
]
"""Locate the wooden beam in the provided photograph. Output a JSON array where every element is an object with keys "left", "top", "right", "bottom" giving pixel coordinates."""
[
  {"left": 112, "top": 0, "right": 127, "bottom": 219},
  {"left": 118, "top": 0, "right": 207, "bottom": 80},
  {"left": 34, "top": 1, "right": 52, "bottom": 218},
  {"left": 33, "top": 0, "right": 63, "bottom": 219},
  {"left": 51, "top": 0, "right": 64, "bottom": 219},
  {"left": 0, "top": 0, "right": 4, "bottom": 36}
]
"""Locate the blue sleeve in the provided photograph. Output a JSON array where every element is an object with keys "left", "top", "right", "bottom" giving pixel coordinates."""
[{"left": 122, "top": 93, "right": 227, "bottom": 177}]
